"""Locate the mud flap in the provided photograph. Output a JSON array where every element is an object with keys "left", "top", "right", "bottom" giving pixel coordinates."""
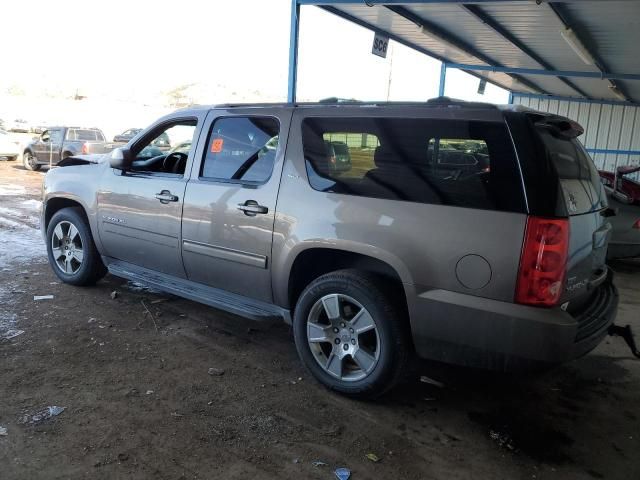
[{"left": 608, "top": 324, "right": 640, "bottom": 359}]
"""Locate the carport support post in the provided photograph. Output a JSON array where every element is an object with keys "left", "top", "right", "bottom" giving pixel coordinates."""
[
  {"left": 288, "top": 0, "right": 300, "bottom": 103},
  {"left": 438, "top": 62, "right": 447, "bottom": 97}
]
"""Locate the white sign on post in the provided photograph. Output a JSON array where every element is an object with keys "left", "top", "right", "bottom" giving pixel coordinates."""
[{"left": 372, "top": 33, "right": 389, "bottom": 58}]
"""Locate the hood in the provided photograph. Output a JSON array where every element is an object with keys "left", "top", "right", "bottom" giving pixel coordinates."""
[{"left": 57, "top": 153, "right": 107, "bottom": 167}]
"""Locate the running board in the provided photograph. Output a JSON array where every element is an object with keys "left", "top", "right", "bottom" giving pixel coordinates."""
[{"left": 105, "top": 258, "right": 290, "bottom": 323}]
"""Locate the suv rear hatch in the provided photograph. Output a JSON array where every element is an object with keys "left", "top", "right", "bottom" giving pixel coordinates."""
[
  {"left": 508, "top": 112, "right": 612, "bottom": 318},
  {"left": 533, "top": 117, "right": 610, "bottom": 310}
]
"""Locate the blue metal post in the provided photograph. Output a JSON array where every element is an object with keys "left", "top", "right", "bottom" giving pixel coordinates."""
[
  {"left": 508, "top": 91, "right": 513, "bottom": 104},
  {"left": 287, "top": 0, "right": 300, "bottom": 103},
  {"left": 438, "top": 62, "right": 447, "bottom": 97}
]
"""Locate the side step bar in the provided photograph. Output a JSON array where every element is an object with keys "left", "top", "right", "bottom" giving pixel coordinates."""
[{"left": 105, "top": 258, "right": 291, "bottom": 323}]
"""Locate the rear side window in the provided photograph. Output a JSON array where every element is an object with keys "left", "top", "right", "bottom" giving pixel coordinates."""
[
  {"left": 201, "top": 117, "right": 279, "bottom": 184},
  {"left": 302, "top": 117, "right": 525, "bottom": 212},
  {"left": 535, "top": 128, "right": 606, "bottom": 215}
]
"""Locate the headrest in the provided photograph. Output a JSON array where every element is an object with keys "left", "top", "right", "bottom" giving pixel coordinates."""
[{"left": 374, "top": 145, "right": 398, "bottom": 167}]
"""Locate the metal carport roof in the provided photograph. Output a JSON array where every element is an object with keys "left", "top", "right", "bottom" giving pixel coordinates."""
[{"left": 287, "top": 0, "right": 640, "bottom": 105}]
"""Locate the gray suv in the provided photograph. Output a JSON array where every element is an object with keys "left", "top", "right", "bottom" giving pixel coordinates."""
[{"left": 41, "top": 99, "right": 618, "bottom": 397}]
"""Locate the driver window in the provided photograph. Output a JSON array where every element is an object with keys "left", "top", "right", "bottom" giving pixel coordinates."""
[{"left": 132, "top": 120, "right": 197, "bottom": 176}]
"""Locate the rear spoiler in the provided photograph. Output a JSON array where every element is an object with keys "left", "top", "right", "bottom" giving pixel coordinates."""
[{"left": 532, "top": 115, "right": 584, "bottom": 139}]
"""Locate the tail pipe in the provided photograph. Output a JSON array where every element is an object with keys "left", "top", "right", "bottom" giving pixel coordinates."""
[{"left": 608, "top": 324, "right": 640, "bottom": 359}]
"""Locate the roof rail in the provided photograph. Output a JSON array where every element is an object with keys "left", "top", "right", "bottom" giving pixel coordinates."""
[
  {"left": 318, "top": 97, "right": 363, "bottom": 104},
  {"left": 426, "top": 96, "right": 498, "bottom": 109}
]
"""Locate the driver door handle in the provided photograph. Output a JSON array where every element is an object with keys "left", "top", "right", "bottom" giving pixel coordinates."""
[
  {"left": 237, "top": 200, "right": 268, "bottom": 216},
  {"left": 155, "top": 190, "right": 179, "bottom": 203}
]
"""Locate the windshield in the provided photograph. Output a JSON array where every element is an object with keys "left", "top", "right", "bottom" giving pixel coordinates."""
[{"left": 536, "top": 127, "right": 606, "bottom": 215}]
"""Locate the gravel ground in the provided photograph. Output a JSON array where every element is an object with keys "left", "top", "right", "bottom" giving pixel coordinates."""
[{"left": 0, "top": 160, "right": 639, "bottom": 480}]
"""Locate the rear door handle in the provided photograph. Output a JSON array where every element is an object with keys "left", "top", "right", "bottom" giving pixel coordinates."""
[
  {"left": 237, "top": 200, "right": 268, "bottom": 216},
  {"left": 155, "top": 190, "right": 179, "bottom": 203}
]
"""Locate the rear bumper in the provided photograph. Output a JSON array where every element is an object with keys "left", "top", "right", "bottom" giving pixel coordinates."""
[{"left": 408, "top": 276, "right": 618, "bottom": 371}]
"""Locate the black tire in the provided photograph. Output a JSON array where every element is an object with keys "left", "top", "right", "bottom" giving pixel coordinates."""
[
  {"left": 46, "top": 207, "right": 107, "bottom": 286},
  {"left": 23, "top": 151, "right": 41, "bottom": 171},
  {"left": 293, "top": 269, "right": 411, "bottom": 398},
  {"left": 7, "top": 155, "right": 17, "bottom": 162}
]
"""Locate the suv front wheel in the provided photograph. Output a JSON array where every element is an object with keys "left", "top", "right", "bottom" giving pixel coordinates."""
[
  {"left": 293, "top": 270, "right": 411, "bottom": 398},
  {"left": 23, "top": 151, "right": 41, "bottom": 171},
  {"left": 46, "top": 207, "right": 107, "bottom": 286}
]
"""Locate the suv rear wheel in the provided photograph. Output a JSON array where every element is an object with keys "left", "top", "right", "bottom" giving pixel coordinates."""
[
  {"left": 46, "top": 207, "right": 107, "bottom": 285},
  {"left": 293, "top": 270, "right": 410, "bottom": 398}
]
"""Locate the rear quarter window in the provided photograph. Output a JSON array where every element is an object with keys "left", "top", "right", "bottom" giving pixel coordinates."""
[{"left": 302, "top": 117, "right": 526, "bottom": 213}]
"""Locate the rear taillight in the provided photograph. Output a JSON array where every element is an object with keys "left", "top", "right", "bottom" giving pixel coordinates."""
[
  {"left": 81, "top": 143, "right": 89, "bottom": 154},
  {"left": 515, "top": 216, "right": 569, "bottom": 307},
  {"left": 633, "top": 219, "right": 640, "bottom": 229}
]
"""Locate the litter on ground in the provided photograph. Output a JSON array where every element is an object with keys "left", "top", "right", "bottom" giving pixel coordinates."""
[
  {"left": 20, "top": 406, "right": 66, "bottom": 425},
  {"left": 335, "top": 467, "right": 351, "bottom": 480},
  {"left": 365, "top": 453, "right": 381, "bottom": 462}
]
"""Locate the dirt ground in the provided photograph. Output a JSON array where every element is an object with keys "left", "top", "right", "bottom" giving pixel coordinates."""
[{"left": 0, "top": 160, "right": 639, "bottom": 480}]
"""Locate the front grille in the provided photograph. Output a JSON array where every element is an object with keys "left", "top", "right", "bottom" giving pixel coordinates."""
[{"left": 574, "top": 282, "right": 616, "bottom": 342}]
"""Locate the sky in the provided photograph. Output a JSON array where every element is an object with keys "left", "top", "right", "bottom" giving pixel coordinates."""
[{"left": 1, "top": 0, "right": 508, "bottom": 111}]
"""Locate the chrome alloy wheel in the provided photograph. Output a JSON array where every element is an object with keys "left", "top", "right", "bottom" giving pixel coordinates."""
[
  {"left": 307, "top": 293, "right": 380, "bottom": 382},
  {"left": 51, "top": 220, "right": 84, "bottom": 274}
]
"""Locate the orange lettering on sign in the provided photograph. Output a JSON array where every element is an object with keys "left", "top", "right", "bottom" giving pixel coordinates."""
[{"left": 211, "top": 138, "right": 224, "bottom": 153}]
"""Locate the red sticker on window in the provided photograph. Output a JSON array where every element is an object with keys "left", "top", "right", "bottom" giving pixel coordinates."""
[{"left": 211, "top": 138, "right": 224, "bottom": 153}]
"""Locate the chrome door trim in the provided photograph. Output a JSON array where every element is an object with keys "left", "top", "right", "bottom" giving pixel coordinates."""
[{"left": 182, "top": 239, "right": 267, "bottom": 269}]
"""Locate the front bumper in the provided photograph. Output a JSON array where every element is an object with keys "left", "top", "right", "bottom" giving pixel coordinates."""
[{"left": 408, "top": 277, "right": 618, "bottom": 372}]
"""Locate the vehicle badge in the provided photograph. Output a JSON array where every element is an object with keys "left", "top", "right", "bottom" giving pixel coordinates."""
[{"left": 568, "top": 193, "right": 578, "bottom": 213}]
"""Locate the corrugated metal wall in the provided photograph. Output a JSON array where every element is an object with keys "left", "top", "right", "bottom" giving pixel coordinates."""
[{"left": 513, "top": 95, "right": 640, "bottom": 178}]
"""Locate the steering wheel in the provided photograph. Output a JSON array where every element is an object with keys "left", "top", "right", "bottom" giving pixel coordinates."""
[{"left": 162, "top": 152, "right": 188, "bottom": 173}]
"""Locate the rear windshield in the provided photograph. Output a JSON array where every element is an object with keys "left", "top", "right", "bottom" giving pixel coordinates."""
[
  {"left": 67, "top": 129, "right": 105, "bottom": 141},
  {"left": 535, "top": 127, "right": 606, "bottom": 215},
  {"left": 302, "top": 117, "right": 526, "bottom": 213}
]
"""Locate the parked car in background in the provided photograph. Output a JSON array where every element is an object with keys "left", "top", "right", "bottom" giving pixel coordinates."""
[
  {"left": 31, "top": 123, "right": 48, "bottom": 134},
  {"left": 152, "top": 131, "right": 171, "bottom": 149},
  {"left": 0, "top": 129, "right": 21, "bottom": 161},
  {"left": 23, "top": 127, "right": 109, "bottom": 171},
  {"left": 325, "top": 140, "right": 352, "bottom": 172},
  {"left": 169, "top": 140, "right": 192, "bottom": 155},
  {"left": 113, "top": 128, "right": 142, "bottom": 144},
  {"left": 7, "top": 118, "right": 30, "bottom": 133},
  {"left": 599, "top": 166, "right": 640, "bottom": 259},
  {"left": 41, "top": 100, "right": 619, "bottom": 397}
]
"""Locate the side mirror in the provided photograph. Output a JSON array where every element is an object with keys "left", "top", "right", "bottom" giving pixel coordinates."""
[
  {"left": 41, "top": 134, "right": 50, "bottom": 143},
  {"left": 109, "top": 147, "right": 133, "bottom": 170}
]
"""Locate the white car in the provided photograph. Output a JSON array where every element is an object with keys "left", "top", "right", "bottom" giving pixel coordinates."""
[{"left": 0, "top": 129, "right": 21, "bottom": 161}]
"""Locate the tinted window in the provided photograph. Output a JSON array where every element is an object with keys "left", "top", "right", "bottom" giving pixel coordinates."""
[
  {"left": 201, "top": 117, "right": 279, "bottom": 184},
  {"left": 536, "top": 128, "right": 605, "bottom": 215},
  {"left": 302, "top": 117, "right": 525, "bottom": 212}
]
